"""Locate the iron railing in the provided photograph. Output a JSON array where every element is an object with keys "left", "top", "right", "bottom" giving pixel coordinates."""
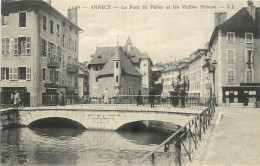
[
  {"left": 1, "top": 94, "right": 212, "bottom": 109},
  {"left": 75, "top": 95, "right": 210, "bottom": 109},
  {"left": 138, "top": 97, "right": 216, "bottom": 166}
]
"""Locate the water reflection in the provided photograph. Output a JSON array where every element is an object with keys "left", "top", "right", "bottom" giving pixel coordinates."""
[
  {"left": 1, "top": 125, "right": 176, "bottom": 165},
  {"left": 30, "top": 128, "right": 85, "bottom": 139}
]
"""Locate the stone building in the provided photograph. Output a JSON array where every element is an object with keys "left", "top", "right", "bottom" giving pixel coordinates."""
[
  {"left": 187, "top": 49, "right": 208, "bottom": 98},
  {"left": 78, "top": 62, "right": 89, "bottom": 99},
  {"left": 88, "top": 37, "right": 152, "bottom": 97},
  {"left": 208, "top": 1, "right": 260, "bottom": 105},
  {"left": 0, "top": 0, "right": 82, "bottom": 106}
]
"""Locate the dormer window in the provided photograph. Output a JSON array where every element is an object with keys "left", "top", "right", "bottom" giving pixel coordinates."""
[
  {"left": 227, "top": 32, "right": 235, "bottom": 43},
  {"left": 97, "top": 55, "right": 102, "bottom": 59},
  {"left": 245, "top": 33, "right": 253, "bottom": 43},
  {"left": 19, "top": 12, "right": 26, "bottom": 27}
]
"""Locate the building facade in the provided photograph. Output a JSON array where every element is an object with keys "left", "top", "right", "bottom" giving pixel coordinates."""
[
  {"left": 78, "top": 62, "right": 89, "bottom": 99},
  {"left": 88, "top": 37, "right": 152, "bottom": 98},
  {"left": 208, "top": 2, "right": 260, "bottom": 105},
  {"left": 187, "top": 49, "right": 207, "bottom": 98},
  {"left": 1, "top": 0, "right": 82, "bottom": 106}
]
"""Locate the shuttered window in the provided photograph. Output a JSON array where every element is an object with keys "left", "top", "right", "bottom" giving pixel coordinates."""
[{"left": 26, "top": 67, "right": 31, "bottom": 80}]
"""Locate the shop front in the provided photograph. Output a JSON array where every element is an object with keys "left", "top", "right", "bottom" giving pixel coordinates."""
[
  {"left": 1, "top": 87, "right": 30, "bottom": 107},
  {"left": 222, "top": 83, "right": 260, "bottom": 106}
]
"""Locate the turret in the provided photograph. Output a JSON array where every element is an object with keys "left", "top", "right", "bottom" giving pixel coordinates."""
[
  {"left": 140, "top": 52, "right": 152, "bottom": 95},
  {"left": 114, "top": 41, "right": 121, "bottom": 95}
]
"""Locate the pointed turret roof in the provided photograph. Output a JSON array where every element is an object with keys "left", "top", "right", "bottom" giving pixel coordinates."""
[
  {"left": 140, "top": 52, "right": 150, "bottom": 59},
  {"left": 125, "top": 37, "right": 133, "bottom": 46},
  {"left": 113, "top": 45, "right": 121, "bottom": 61}
]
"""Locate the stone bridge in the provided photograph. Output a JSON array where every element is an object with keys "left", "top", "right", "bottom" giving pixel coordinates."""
[{"left": 1, "top": 105, "right": 204, "bottom": 130}]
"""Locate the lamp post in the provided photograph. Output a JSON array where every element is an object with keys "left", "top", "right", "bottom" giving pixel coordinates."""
[
  {"left": 205, "top": 58, "right": 217, "bottom": 99},
  {"left": 211, "top": 60, "right": 217, "bottom": 98}
]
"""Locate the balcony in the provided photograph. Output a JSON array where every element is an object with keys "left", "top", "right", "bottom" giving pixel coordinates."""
[
  {"left": 67, "top": 64, "right": 78, "bottom": 73},
  {"left": 47, "top": 57, "right": 60, "bottom": 68}
]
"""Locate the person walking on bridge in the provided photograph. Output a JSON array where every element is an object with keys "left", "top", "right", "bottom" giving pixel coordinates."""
[
  {"left": 149, "top": 88, "right": 155, "bottom": 108},
  {"left": 14, "top": 90, "right": 20, "bottom": 108}
]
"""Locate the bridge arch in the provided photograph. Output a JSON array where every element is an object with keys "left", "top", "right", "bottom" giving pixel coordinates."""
[
  {"left": 115, "top": 120, "right": 182, "bottom": 132},
  {"left": 28, "top": 117, "right": 86, "bottom": 129}
]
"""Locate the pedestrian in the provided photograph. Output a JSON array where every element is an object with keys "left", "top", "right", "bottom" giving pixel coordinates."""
[
  {"left": 136, "top": 90, "right": 143, "bottom": 106},
  {"left": 104, "top": 88, "right": 109, "bottom": 104},
  {"left": 60, "top": 92, "right": 65, "bottom": 106},
  {"left": 14, "top": 90, "right": 20, "bottom": 108},
  {"left": 149, "top": 88, "right": 155, "bottom": 108},
  {"left": 181, "top": 91, "right": 186, "bottom": 108}
]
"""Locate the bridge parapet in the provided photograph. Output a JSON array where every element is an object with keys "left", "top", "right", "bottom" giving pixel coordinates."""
[{"left": 1, "top": 105, "right": 202, "bottom": 130}]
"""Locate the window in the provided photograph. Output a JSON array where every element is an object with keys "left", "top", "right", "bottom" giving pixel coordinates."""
[
  {"left": 128, "top": 88, "right": 131, "bottom": 94},
  {"left": 2, "top": 38, "right": 10, "bottom": 56},
  {"left": 227, "top": 50, "right": 234, "bottom": 63},
  {"left": 245, "top": 33, "right": 253, "bottom": 43},
  {"left": 245, "top": 69, "right": 253, "bottom": 83},
  {"left": 2, "top": 14, "right": 9, "bottom": 25},
  {"left": 9, "top": 68, "right": 18, "bottom": 80},
  {"left": 48, "top": 42, "right": 55, "bottom": 57},
  {"left": 245, "top": 49, "right": 253, "bottom": 63},
  {"left": 41, "top": 38, "right": 47, "bottom": 56},
  {"left": 62, "top": 34, "right": 65, "bottom": 47},
  {"left": 50, "top": 69, "right": 54, "bottom": 82},
  {"left": 96, "top": 77, "right": 98, "bottom": 82},
  {"left": 74, "top": 41, "right": 78, "bottom": 52},
  {"left": 227, "top": 32, "right": 235, "bottom": 43},
  {"left": 19, "top": 12, "right": 26, "bottom": 27},
  {"left": 43, "top": 15, "right": 47, "bottom": 30},
  {"left": 55, "top": 71, "right": 59, "bottom": 82},
  {"left": 227, "top": 70, "right": 235, "bottom": 84},
  {"left": 43, "top": 68, "right": 46, "bottom": 80},
  {"left": 116, "top": 76, "right": 119, "bottom": 82},
  {"left": 14, "top": 37, "right": 31, "bottom": 55},
  {"left": 50, "top": 20, "right": 54, "bottom": 34},
  {"left": 56, "top": 24, "right": 60, "bottom": 37},
  {"left": 116, "top": 62, "right": 119, "bottom": 68},
  {"left": 1, "top": 68, "right": 9, "bottom": 80},
  {"left": 18, "top": 67, "right": 26, "bottom": 80}
]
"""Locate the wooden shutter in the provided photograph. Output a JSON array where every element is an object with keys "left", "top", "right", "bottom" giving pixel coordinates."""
[
  {"left": 26, "top": 67, "right": 31, "bottom": 80},
  {"left": 41, "top": 38, "right": 44, "bottom": 56},
  {"left": 44, "top": 40, "right": 47, "bottom": 57},
  {"left": 48, "top": 42, "right": 51, "bottom": 57},
  {"left": 9, "top": 68, "right": 13, "bottom": 80},
  {"left": 14, "top": 38, "right": 18, "bottom": 55},
  {"left": 26, "top": 37, "right": 31, "bottom": 55},
  {"left": 46, "top": 69, "right": 50, "bottom": 82},
  {"left": 13, "top": 67, "right": 18, "bottom": 80}
]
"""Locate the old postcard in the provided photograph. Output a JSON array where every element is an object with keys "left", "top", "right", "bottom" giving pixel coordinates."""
[{"left": 1, "top": 0, "right": 260, "bottom": 165}]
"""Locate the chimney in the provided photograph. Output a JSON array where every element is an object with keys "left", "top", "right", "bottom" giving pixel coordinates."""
[
  {"left": 214, "top": 12, "right": 227, "bottom": 27},
  {"left": 247, "top": 0, "right": 256, "bottom": 20},
  {"left": 67, "top": 7, "right": 78, "bottom": 25}
]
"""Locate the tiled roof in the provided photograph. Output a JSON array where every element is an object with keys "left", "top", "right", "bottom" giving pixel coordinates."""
[
  {"left": 209, "top": 7, "right": 260, "bottom": 45},
  {"left": 89, "top": 38, "right": 150, "bottom": 65},
  {"left": 217, "top": 7, "right": 259, "bottom": 32},
  {"left": 96, "top": 48, "right": 142, "bottom": 78}
]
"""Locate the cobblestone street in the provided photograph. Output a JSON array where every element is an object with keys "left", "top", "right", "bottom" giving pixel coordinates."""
[{"left": 189, "top": 107, "right": 260, "bottom": 166}]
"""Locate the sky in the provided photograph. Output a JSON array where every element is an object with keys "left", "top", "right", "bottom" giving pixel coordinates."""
[{"left": 51, "top": 0, "right": 260, "bottom": 64}]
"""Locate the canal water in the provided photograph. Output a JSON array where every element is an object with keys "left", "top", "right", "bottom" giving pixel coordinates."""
[{"left": 0, "top": 123, "right": 176, "bottom": 166}]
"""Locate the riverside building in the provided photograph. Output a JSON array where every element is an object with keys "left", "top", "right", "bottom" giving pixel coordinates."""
[{"left": 0, "top": 0, "right": 83, "bottom": 106}]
